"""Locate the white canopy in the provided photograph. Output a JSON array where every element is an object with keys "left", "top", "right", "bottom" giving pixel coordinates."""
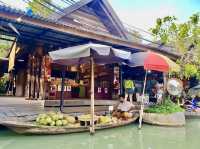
[{"left": 49, "top": 43, "right": 131, "bottom": 65}]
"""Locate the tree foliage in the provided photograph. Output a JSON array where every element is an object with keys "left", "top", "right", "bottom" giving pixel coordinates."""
[
  {"left": 0, "top": 44, "right": 9, "bottom": 57},
  {"left": 27, "top": 0, "right": 55, "bottom": 17},
  {"left": 0, "top": 37, "right": 12, "bottom": 57},
  {"left": 151, "top": 13, "right": 200, "bottom": 80}
]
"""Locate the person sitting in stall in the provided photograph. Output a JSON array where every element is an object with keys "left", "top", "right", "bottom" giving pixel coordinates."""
[
  {"left": 184, "top": 93, "right": 200, "bottom": 112},
  {"left": 154, "top": 82, "right": 164, "bottom": 104},
  {"left": 147, "top": 76, "right": 158, "bottom": 103},
  {"left": 124, "top": 77, "right": 135, "bottom": 103},
  {"left": 112, "top": 95, "right": 135, "bottom": 120}
]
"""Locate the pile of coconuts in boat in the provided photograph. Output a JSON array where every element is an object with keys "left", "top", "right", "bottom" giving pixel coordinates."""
[
  {"left": 35, "top": 111, "right": 134, "bottom": 127},
  {"left": 36, "top": 112, "right": 77, "bottom": 127}
]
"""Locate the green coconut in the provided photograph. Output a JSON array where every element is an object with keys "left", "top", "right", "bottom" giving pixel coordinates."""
[
  {"left": 38, "top": 114, "right": 46, "bottom": 119},
  {"left": 50, "top": 121, "right": 56, "bottom": 126},
  {"left": 39, "top": 118, "right": 48, "bottom": 125},
  {"left": 45, "top": 116, "right": 52, "bottom": 124},
  {"left": 61, "top": 120, "right": 68, "bottom": 126},
  {"left": 56, "top": 120, "right": 63, "bottom": 126},
  {"left": 51, "top": 114, "right": 59, "bottom": 121},
  {"left": 57, "top": 113, "right": 64, "bottom": 120},
  {"left": 65, "top": 116, "right": 76, "bottom": 124}
]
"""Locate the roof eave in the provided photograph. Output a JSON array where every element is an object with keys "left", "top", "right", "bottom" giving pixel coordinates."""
[{"left": 0, "top": 10, "right": 180, "bottom": 59}]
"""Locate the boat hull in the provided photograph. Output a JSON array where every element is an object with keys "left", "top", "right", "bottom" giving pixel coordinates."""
[
  {"left": 2, "top": 115, "right": 138, "bottom": 135},
  {"left": 143, "top": 112, "right": 185, "bottom": 127}
]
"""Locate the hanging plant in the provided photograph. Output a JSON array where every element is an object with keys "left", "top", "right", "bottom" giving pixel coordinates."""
[{"left": 183, "top": 64, "right": 198, "bottom": 79}]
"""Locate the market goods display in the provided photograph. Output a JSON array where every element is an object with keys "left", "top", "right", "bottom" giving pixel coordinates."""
[
  {"left": 122, "top": 112, "right": 133, "bottom": 119},
  {"left": 112, "top": 111, "right": 134, "bottom": 120},
  {"left": 36, "top": 112, "right": 76, "bottom": 126},
  {"left": 78, "top": 114, "right": 98, "bottom": 121},
  {"left": 78, "top": 114, "right": 99, "bottom": 126},
  {"left": 35, "top": 112, "right": 134, "bottom": 127},
  {"left": 99, "top": 116, "right": 112, "bottom": 124}
]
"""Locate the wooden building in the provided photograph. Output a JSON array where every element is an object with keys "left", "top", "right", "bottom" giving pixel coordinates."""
[{"left": 0, "top": 0, "right": 180, "bottom": 102}]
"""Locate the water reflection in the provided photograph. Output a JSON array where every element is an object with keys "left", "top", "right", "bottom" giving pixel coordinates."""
[{"left": 1, "top": 119, "right": 200, "bottom": 149}]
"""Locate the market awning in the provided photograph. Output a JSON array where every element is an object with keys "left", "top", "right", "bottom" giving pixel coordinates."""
[
  {"left": 49, "top": 43, "right": 131, "bottom": 65},
  {"left": 128, "top": 51, "right": 180, "bottom": 72}
]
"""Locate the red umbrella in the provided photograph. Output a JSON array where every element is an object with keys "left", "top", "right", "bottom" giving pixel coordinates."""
[
  {"left": 131, "top": 52, "right": 179, "bottom": 129},
  {"left": 129, "top": 51, "right": 180, "bottom": 72},
  {"left": 144, "top": 52, "right": 169, "bottom": 72}
]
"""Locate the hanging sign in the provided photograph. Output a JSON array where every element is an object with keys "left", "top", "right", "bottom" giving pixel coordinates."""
[
  {"left": 57, "top": 85, "right": 61, "bottom": 91},
  {"left": 64, "top": 86, "right": 67, "bottom": 91},
  {"left": 104, "top": 88, "right": 108, "bottom": 94},
  {"left": 98, "top": 87, "right": 101, "bottom": 93},
  {"left": 67, "top": 86, "right": 72, "bottom": 92},
  {"left": 108, "top": 106, "right": 114, "bottom": 112}
]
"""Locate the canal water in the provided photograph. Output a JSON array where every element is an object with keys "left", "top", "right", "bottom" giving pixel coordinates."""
[{"left": 0, "top": 119, "right": 199, "bottom": 149}]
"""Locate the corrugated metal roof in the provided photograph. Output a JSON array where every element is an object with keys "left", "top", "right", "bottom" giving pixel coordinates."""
[{"left": 0, "top": 4, "right": 57, "bottom": 23}]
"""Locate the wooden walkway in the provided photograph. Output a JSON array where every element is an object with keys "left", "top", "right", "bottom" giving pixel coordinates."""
[
  {"left": 0, "top": 97, "right": 140, "bottom": 124},
  {"left": 0, "top": 97, "right": 44, "bottom": 123}
]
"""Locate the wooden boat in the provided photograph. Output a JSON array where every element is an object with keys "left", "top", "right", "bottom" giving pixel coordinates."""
[
  {"left": 185, "top": 111, "right": 200, "bottom": 118},
  {"left": 1, "top": 115, "right": 138, "bottom": 135},
  {"left": 142, "top": 112, "right": 185, "bottom": 127}
]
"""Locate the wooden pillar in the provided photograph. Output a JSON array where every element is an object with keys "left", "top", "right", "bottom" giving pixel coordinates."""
[
  {"left": 25, "top": 54, "right": 32, "bottom": 99},
  {"left": 90, "top": 57, "right": 95, "bottom": 134},
  {"left": 163, "top": 73, "right": 168, "bottom": 92},
  {"left": 35, "top": 46, "right": 43, "bottom": 100},
  {"left": 30, "top": 55, "right": 36, "bottom": 99}
]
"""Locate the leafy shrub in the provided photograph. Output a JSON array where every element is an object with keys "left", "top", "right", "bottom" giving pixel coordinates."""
[
  {"left": 144, "top": 97, "right": 184, "bottom": 114},
  {"left": 0, "top": 75, "right": 8, "bottom": 94}
]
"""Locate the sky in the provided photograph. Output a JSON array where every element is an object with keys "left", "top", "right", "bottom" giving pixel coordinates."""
[{"left": 1, "top": 0, "right": 200, "bottom": 32}]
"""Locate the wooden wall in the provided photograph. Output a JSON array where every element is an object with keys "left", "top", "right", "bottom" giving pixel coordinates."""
[{"left": 59, "top": 5, "right": 117, "bottom": 37}]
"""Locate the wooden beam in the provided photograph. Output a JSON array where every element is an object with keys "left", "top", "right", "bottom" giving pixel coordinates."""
[
  {"left": 57, "top": 0, "right": 94, "bottom": 20},
  {"left": 99, "top": 0, "right": 128, "bottom": 39},
  {"left": 94, "top": 2, "right": 124, "bottom": 38}
]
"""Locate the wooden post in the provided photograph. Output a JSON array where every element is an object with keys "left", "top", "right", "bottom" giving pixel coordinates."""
[
  {"left": 60, "top": 69, "right": 65, "bottom": 112},
  {"left": 163, "top": 72, "right": 168, "bottom": 103},
  {"left": 139, "top": 70, "right": 148, "bottom": 129},
  {"left": 163, "top": 73, "right": 167, "bottom": 92},
  {"left": 40, "top": 56, "right": 45, "bottom": 100},
  {"left": 35, "top": 57, "right": 40, "bottom": 99},
  {"left": 90, "top": 57, "right": 95, "bottom": 134},
  {"left": 25, "top": 54, "right": 31, "bottom": 99},
  {"left": 120, "top": 65, "right": 123, "bottom": 95},
  {"left": 30, "top": 56, "right": 35, "bottom": 99}
]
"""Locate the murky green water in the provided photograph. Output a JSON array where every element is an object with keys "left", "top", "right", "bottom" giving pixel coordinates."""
[{"left": 0, "top": 119, "right": 199, "bottom": 149}]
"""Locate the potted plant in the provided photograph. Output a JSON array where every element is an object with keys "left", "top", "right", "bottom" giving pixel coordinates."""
[{"left": 143, "top": 96, "right": 185, "bottom": 126}]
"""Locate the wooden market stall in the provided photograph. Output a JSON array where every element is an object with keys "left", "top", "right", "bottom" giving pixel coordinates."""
[
  {"left": 0, "top": 0, "right": 180, "bottom": 103},
  {"left": 46, "top": 63, "right": 120, "bottom": 101}
]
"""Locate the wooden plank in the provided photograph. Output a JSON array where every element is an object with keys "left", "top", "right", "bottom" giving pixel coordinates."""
[
  {"left": 58, "top": 0, "right": 94, "bottom": 20},
  {"left": 95, "top": 1, "right": 124, "bottom": 38},
  {"left": 44, "top": 99, "right": 117, "bottom": 107},
  {"left": 69, "top": 11, "right": 109, "bottom": 32},
  {"left": 100, "top": 0, "right": 128, "bottom": 39}
]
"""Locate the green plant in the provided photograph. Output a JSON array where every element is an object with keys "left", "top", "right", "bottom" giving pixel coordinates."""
[
  {"left": 151, "top": 13, "right": 200, "bottom": 80},
  {"left": 183, "top": 64, "right": 199, "bottom": 79},
  {"left": 0, "top": 75, "right": 8, "bottom": 94},
  {"left": 144, "top": 96, "right": 184, "bottom": 114}
]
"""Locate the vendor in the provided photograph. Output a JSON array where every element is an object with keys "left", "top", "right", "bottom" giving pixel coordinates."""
[
  {"left": 124, "top": 77, "right": 135, "bottom": 103},
  {"left": 112, "top": 95, "right": 135, "bottom": 119}
]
